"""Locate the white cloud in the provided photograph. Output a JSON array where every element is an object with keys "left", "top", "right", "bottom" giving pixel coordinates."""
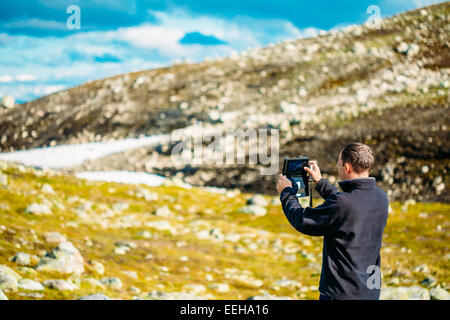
[
  {"left": 0, "top": 74, "right": 13, "bottom": 83},
  {"left": 5, "top": 18, "right": 67, "bottom": 31},
  {"left": 0, "top": 8, "right": 327, "bottom": 102},
  {"left": 16, "top": 74, "right": 37, "bottom": 82}
]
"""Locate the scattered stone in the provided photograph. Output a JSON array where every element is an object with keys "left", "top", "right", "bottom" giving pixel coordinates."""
[
  {"left": 79, "top": 293, "right": 111, "bottom": 300},
  {"left": 0, "top": 275, "right": 18, "bottom": 292},
  {"left": 130, "top": 286, "right": 141, "bottom": 294},
  {"left": 209, "top": 283, "right": 230, "bottom": 293},
  {"left": 353, "top": 42, "right": 366, "bottom": 55},
  {"left": 36, "top": 241, "right": 84, "bottom": 275},
  {"left": 247, "top": 294, "right": 292, "bottom": 300},
  {"left": 137, "top": 230, "right": 152, "bottom": 239},
  {"left": 122, "top": 270, "right": 138, "bottom": 279},
  {"left": 380, "top": 286, "right": 430, "bottom": 300},
  {"left": 113, "top": 202, "right": 129, "bottom": 212},
  {"left": 429, "top": 286, "right": 450, "bottom": 300},
  {"left": 136, "top": 189, "right": 159, "bottom": 201},
  {"left": 421, "top": 276, "right": 437, "bottom": 288},
  {"left": 12, "top": 252, "right": 31, "bottom": 266},
  {"left": 239, "top": 205, "right": 267, "bottom": 217},
  {"left": 0, "top": 265, "right": 21, "bottom": 280},
  {"left": 1, "top": 95, "right": 15, "bottom": 109},
  {"left": 17, "top": 279, "right": 44, "bottom": 291},
  {"left": 43, "top": 279, "right": 77, "bottom": 291},
  {"left": 82, "top": 278, "right": 105, "bottom": 289},
  {"left": 100, "top": 277, "right": 123, "bottom": 289},
  {"left": 0, "top": 290, "right": 7, "bottom": 300},
  {"left": 154, "top": 205, "right": 172, "bottom": 217},
  {"left": 246, "top": 195, "right": 268, "bottom": 207},
  {"left": 89, "top": 260, "right": 105, "bottom": 275},
  {"left": 273, "top": 279, "right": 302, "bottom": 288},
  {"left": 145, "top": 220, "right": 177, "bottom": 235},
  {"left": 0, "top": 173, "right": 7, "bottom": 186},
  {"left": 146, "top": 290, "right": 211, "bottom": 300},
  {"left": 41, "top": 183, "right": 54, "bottom": 194},
  {"left": 25, "top": 203, "right": 52, "bottom": 215},
  {"left": 413, "top": 264, "right": 429, "bottom": 273},
  {"left": 183, "top": 283, "right": 206, "bottom": 294}
]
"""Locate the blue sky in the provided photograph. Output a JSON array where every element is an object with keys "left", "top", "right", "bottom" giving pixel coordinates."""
[{"left": 0, "top": 0, "right": 445, "bottom": 103}]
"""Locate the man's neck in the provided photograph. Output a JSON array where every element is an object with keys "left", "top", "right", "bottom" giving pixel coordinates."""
[{"left": 343, "top": 174, "right": 370, "bottom": 181}]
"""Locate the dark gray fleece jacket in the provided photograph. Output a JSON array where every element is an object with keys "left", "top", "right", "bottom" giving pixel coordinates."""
[{"left": 280, "top": 177, "right": 389, "bottom": 300}]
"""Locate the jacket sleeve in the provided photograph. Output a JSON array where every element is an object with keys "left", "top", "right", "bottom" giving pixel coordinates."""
[
  {"left": 280, "top": 186, "right": 344, "bottom": 236},
  {"left": 315, "top": 178, "right": 339, "bottom": 200}
]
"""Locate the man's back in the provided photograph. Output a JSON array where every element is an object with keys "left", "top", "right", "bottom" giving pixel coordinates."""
[{"left": 280, "top": 176, "right": 389, "bottom": 300}]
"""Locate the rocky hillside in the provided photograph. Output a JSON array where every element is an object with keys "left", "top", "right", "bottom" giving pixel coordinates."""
[
  {"left": 0, "top": 161, "right": 448, "bottom": 300},
  {"left": 0, "top": 3, "right": 449, "bottom": 201}
]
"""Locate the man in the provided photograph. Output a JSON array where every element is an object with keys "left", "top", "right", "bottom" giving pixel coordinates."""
[{"left": 276, "top": 142, "right": 389, "bottom": 300}]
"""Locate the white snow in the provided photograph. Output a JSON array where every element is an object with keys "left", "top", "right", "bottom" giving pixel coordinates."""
[
  {"left": 75, "top": 171, "right": 166, "bottom": 187},
  {"left": 0, "top": 135, "right": 169, "bottom": 169}
]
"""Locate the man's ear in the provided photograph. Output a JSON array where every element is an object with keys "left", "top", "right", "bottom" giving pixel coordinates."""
[{"left": 344, "top": 162, "right": 351, "bottom": 174}]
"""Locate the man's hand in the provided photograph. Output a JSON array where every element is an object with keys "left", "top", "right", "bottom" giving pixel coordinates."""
[
  {"left": 276, "top": 174, "right": 293, "bottom": 194},
  {"left": 304, "top": 160, "right": 323, "bottom": 183}
]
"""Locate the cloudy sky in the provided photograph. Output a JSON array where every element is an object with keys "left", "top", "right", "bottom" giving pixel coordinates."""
[{"left": 0, "top": 0, "right": 444, "bottom": 103}]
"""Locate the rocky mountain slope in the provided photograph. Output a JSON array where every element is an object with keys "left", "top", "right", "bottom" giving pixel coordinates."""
[
  {"left": 0, "top": 3, "right": 449, "bottom": 201},
  {"left": 0, "top": 161, "right": 448, "bottom": 300}
]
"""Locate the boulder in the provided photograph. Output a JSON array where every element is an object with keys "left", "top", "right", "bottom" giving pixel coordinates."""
[
  {"left": 17, "top": 279, "right": 44, "bottom": 291},
  {"left": 0, "top": 290, "right": 8, "bottom": 300},
  {"left": 36, "top": 241, "right": 84, "bottom": 275},
  {"left": 43, "top": 279, "right": 77, "bottom": 291},
  {"left": 100, "top": 277, "right": 123, "bottom": 289},
  {"left": 429, "top": 286, "right": 450, "bottom": 300},
  {"left": 246, "top": 194, "right": 269, "bottom": 207},
  {"left": 25, "top": 203, "right": 52, "bottom": 215},
  {"left": 239, "top": 205, "right": 267, "bottom": 217},
  {"left": 79, "top": 293, "right": 111, "bottom": 300},
  {"left": 380, "top": 286, "right": 430, "bottom": 300},
  {"left": 0, "top": 95, "right": 15, "bottom": 109}
]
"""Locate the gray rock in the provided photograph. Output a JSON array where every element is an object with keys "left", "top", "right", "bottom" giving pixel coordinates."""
[
  {"left": 380, "top": 286, "right": 430, "bottom": 300},
  {"left": 183, "top": 283, "right": 207, "bottom": 294},
  {"left": 43, "top": 279, "right": 77, "bottom": 291},
  {"left": 136, "top": 230, "right": 152, "bottom": 239},
  {"left": 246, "top": 194, "right": 269, "bottom": 207},
  {"left": 273, "top": 279, "right": 302, "bottom": 288},
  {"left": 79, "top": 293, "right": 111, "bottom": 300},
  {"left": 413, "top": 264, "right": 429, "bottom": 273},
  {"left": 239, "top": 205, "right": 267, "bottom": 217},
  {"left": 36, "top": 241, "right": 84, "bottom": 275},
  {"left": 13, "top": 252, "right": 31, "bottom": 266},
  {"left": 43, "top": 232, "right": 67, "bottom": 244},
  {"left": 1, "top": 95, "right": 15, "bottom": 109},
  {"left": 82, "top": 278, "right": 105, "bottom": 289},
  {"left": 0, "top": 173, "right": 7, "bottom": 186},
  {"left": 429, "top": 286, "right": 450, "bottom": 300},
  {"left": 41, "top": 183, "right": 54, "bottom": 194},
  {"left": 0, "top": 275, "right": 18, "bottom": 291},
  {"left": 25, "top": 203, "right": 52, "bottom": 215},
  {"left": 0, "top": 265, "right": 21, "bottom": 280},
  {"left": 0, "top": 290, "right": 7, "bottom": 300},
  {"left": 209, "top": 283, "right": 230, "bottom": 293},
  {"left": 421, "top": 276, "right": 437, "bottom": 288},
  {"left": 136, "top": 189, "right": 159, "bottom": 201},
  {"left": 100, "top": 277, "right": 123, "bottom": 289},
  {"left": 89, "top": 260, "right": 105, "bottom": 275},
  {"left": 154, "top": 205, "right": 172, "bottom": 217},
  {"left": 146, "top": 290, "right": 208, "bottom": 300},
  {"left": 17, "top": 279, "right": 44, "bottom": 291},
  {"left": 247, "top": 294, "right": 292, "bottom": 300}
]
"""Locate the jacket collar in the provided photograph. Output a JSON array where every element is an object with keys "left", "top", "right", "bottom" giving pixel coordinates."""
[{"left": 338, "top": 177, "right": 376, "bottom": 192}]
